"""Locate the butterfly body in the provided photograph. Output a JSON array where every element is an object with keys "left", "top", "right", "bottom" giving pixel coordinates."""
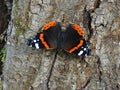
[{"left": 27, "top": 21, "right": 91, "bottom": 56}]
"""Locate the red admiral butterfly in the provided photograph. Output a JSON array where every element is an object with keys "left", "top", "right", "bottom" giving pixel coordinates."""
[{"left": 27, "top": 21, "right": 91, "bottom": 56}]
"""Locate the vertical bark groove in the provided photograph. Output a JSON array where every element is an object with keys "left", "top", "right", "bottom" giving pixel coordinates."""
[{"left": 46, "top": 51, "right": 58, "bottom": 90}]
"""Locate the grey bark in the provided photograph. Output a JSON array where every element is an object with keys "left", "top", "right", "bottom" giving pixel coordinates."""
[{"left": 3, "top": 0, "right": 120, "bottom": 90}]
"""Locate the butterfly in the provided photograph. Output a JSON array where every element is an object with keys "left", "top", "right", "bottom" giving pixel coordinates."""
[{"left": 26, "top": 21, "right": 91, "bottom": 56}]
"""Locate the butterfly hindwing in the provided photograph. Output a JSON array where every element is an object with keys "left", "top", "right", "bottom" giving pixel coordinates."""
[
  {"left": 41, "top": 21, "right": 61, "bottom": 49},
  {"left": 61, "top": 24, "right": 81, "bottom": 50},
  {"left": 62, "top": 24, "right": 91, "bottom": 56}
]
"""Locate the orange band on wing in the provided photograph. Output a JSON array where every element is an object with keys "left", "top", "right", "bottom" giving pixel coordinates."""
[
  {"left": 69, "top": 40, "right": 84, "bottom": 53},
  {"left": 72, "top": 24, "right": 84, "bottom": 37},
  {"left": 41, "top": 21, "right": 57, "bottom": 30},
  {"left": 39, "top": 34, "right": 50, "bottom": 49}
]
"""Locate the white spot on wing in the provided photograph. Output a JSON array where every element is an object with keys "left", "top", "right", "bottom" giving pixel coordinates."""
[
  {"left": 35, "top": 43, "right": 39, "bottom": 49},
  {"left": 84, "top": 48, "right": 86, "bottom": 51},
  {"left": 34, "top": 40, "right": 36, "bottom": 42},
  {"left": 37, "top": 39, "right": 39, "bottom": 41},
  {"left": 78, "top": 50, "right": 83, "bottom": 56}
]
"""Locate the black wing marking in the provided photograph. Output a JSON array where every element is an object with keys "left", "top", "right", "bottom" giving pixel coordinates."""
[{"left": 42, "top": 21, "right": 61, "bottom": 49}]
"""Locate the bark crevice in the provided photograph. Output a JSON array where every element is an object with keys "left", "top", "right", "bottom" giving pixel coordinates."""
[{"left": 46, "top": 51, "right": 58, "bottom": 90}]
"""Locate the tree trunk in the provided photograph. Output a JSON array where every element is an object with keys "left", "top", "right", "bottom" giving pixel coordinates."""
[{"left": 3, "top": 0, "right": 120, "bottom": 90}]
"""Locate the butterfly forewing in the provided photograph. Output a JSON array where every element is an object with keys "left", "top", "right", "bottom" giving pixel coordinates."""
[{"left": 27, "top": 21, "right": 61, "bottom": 50}]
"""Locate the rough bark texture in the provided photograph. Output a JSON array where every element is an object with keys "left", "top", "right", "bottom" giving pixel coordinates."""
[
  {"left": 3, "top": 0, "right": 120, "bottom": 90},
  {"left": 0, "top": 0, "right": 12, "bottom": 83}
]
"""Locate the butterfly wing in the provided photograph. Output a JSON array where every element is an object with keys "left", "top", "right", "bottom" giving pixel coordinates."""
[
  {"left": 62, "top": 24, "right": 91, "bottom": 56},
  {"left": 27, "top": 21, "right": 61, "bottom": 49}
]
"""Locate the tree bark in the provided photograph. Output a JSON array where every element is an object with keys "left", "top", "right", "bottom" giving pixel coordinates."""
[{"left": 3, "top": 0, "right": 120, "bottom": 90}]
